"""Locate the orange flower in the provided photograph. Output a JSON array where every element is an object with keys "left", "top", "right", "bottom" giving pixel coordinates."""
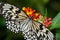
[
  {"left": 22, "top": 7, "right": 35, "bottom": 17},
  {"left": 33, "top": 13, "right": 40, "bottom": 20},
  {"left": 22, "top": 7, "right": 52, "bottom": 28},
  {"left": 22, "top": 7, "right": 40, "bottom": 21}
]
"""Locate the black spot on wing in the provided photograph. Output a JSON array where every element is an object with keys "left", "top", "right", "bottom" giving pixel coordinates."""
[
  {"left": 8, "top": 12, "right": 11, "bottom": 15},
  {"left": 15, "top": 16, "right": 18, "bottom": 18},
  {"left": 16, "top": 9, "right": 21, "bottom": 14},
  {"left": 45, "top": 30, "right": 49, "bottom": 34},
  {"left": 46, "top": 36, "right": 49, "bottom": 40},
  {"left": 8, "top": 15, "right": 13, "bottom": 21},
  {"left": 40, "top": 39, "right": 42, "bottom": 40},
  {"left": 40, "top": 24, "right": 43, "bottom": 30},
  {"left": 43, "top": 34, "right": 45, "bottom": 38},
  {"left": 10, "top": 6, "right": 13, "bottom": 10},
  {"left": 10, "top": 15, "right": 13, "bottom": 17},
  {"left": 53, "top": 37, "right": 56, "bottom": 40},
  {"left": 37, "top": 34, "right": 42, "bottom": 40},
  {"left": 36, "top": 29, "right": 39, "bottom": 33},
  {"left": 39, "top": 34, "right": 42, "bottom": 37}
]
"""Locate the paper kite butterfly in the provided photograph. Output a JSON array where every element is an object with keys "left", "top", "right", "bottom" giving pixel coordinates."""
[{"left": 0, "top": 2, "right": 55, "bottom": 40}]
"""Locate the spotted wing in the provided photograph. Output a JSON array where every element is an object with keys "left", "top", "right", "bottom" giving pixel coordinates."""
[
  {"left": 36, "top": 24, "right": 55, "bottom": 40},
  {"left": 32, "top": 21, "right": 55, "bottom": 40},
  {"left": 21, "top": 19, "right": 55, "bottom": 40},
  {"left": 0, "top": 2, "right": 27, "bottom": 33},
  {"left": 21, "top": 18, "right": 37, "bottom": 40}
]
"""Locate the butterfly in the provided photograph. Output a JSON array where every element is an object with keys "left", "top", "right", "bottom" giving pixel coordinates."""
[{"left": 0, "top": 2, "right": 55, "bottom": 40}]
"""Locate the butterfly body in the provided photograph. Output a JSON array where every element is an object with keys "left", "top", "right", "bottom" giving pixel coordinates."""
[{"left": 0, "top": 2, "right": 55, "bottom": 40}]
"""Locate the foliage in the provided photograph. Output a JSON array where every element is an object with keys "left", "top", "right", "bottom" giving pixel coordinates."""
[{"left": 0, "top": 0, "right": 60, "bottom": 40}]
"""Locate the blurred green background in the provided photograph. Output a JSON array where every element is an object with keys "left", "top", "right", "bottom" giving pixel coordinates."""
[{"left": 0, "top": 0, "right": 60, "bottom": 40}]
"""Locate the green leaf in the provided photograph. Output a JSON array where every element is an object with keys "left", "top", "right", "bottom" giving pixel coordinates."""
[
  {"left": 5, "top": 30, "right": 24, "bottom": 40},
  {"left": 49, "top": 12, "right": 60, "bottom": 30},
  {"left": 40, "top": 0, "right": 49, "bottom": 4},
  {"left": 0, "top": 15, "right": 5, "bottom": 26},
  {"left": 55, "top": 29, "right": 60, "bottom": 40}
]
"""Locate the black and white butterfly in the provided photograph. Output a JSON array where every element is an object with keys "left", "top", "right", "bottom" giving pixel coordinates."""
[{"left": 0, "top": 2, "right": 55, "bottom": 40}]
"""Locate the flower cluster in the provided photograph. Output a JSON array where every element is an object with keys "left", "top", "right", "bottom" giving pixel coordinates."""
[
  {"left": 42, "top": 18, "right": 52, "bottom": 28},
  {"left": 22, "top": 7, "right": 40, "bottom": 20},
  {"left": 22, "top": 7, "right": 52, "bottom": 28}
]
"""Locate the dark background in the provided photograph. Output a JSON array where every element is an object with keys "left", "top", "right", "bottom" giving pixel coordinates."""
[{"left": 0, "top": 0, "right": 60, "bottom": 40}]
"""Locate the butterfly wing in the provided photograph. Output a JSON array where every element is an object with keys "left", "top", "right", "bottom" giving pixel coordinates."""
[
  {"left": 0, "top": 2, "right": 27, "bottom": 33},
  {"left": 31, "top": 21, "right": 55, "bottom": 40},
  {"left": 21, "top": 18, "right": 38, "bottom": 40},
  {"left": 21, "top": 19, "right": 55, "bottom": 40},
  {"left": 0, "top": 2, "right": 55, "bottom": 40},
  {"left": 36, "top": 25, "right": 55, "bottom": 40}
]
